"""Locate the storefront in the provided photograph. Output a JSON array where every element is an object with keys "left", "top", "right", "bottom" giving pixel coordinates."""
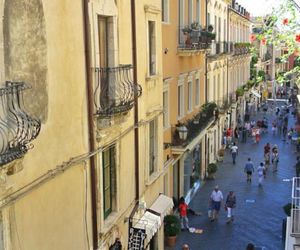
[{"left": 183, "top": 143, "right": 202, "bottom": 203}]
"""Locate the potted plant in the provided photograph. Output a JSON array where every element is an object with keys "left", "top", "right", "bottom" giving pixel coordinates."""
[
  {"left": 182, "top": 25, "right": 191, "bottom": 35},
  {"left": 191, "top": 21, "right": 200, "bottom": 30},
  {"left": 206, "top": 32, "right": 216, "bottom": 43},
  {"left": 207, "top": 163, "right": 218, "bottom": 179},
  {"left": 217, "top": 148, "right": 225, "bottom": 162},
  {"left": 207, "top": 24, "right": 214, "bottom": 32},
  {"left": 164, "top": 214, "right": 181, "bottom": 247}
]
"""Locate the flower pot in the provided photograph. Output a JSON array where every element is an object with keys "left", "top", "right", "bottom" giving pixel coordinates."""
[{"left": 165, "top": 236, "right": 177, "bottom": 247}]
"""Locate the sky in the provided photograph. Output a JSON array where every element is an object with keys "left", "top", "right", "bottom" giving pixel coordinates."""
[{"left": 237, "top": 0, "right": 284, "bottom": 17}]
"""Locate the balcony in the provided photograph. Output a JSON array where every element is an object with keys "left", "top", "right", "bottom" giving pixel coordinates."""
[
  {"left": 233, "top": 43, "right": 251, "bottom": 56},
  {"left": 172, "top": 102, "right": 217, "bottom": 147},
  {"left": 261, "top": 52, "right": 272, "bottom": 62},
  {"left": 291, "top": 177, "right": 300, "bottom": 237},
  {"left": 217, "top": 99, "right": 230, "bottom": 114},
  {"left": 178, "top": 24, "right": 214, "bottom": 56},
  {"left": 93, "top": 65, "right": 142, "bottom": 118},
  {"left": 0, "top": 82, "right": 41, "bottom": 167}
]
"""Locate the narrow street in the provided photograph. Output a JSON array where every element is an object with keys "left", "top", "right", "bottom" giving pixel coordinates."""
[{"left": 174, "top": 105, "right": 296, "bottom": 250}]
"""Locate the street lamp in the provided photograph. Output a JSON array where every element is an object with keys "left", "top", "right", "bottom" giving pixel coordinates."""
[{"left": 177, "top": 125, "right": 188, "bottom": 140}]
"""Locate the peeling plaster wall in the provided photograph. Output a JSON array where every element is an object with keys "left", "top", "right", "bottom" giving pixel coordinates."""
[{"left": 3, "top": 0, "right": 48, "bottom": 122}]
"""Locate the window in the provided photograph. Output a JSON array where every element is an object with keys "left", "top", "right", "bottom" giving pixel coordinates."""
[
  {"left": 102, "top": 146, "right": 116, "bottom": 219},
  {"left": 215, "top": 15, "right": 217, "bottom": 40},
  {"left": 196, "top": 0, "right": 201, "bottom": 24},
  {"left": 148, "top": 21, "right": 156, "bottom": 76},
  {"left": 224, "top": 20, "right": 226, "bottom": 41},
  {"left": 207, "top": 12, "right": 210, "bottom": 25},
  {"left": 213, "top": 75, "right": 216, "bottom": 101},
  {"left": 217, "top": 74, "right": 220, "bottom": 101},
  {"left": 162, "top": 0, "right": 169, "bottom": 22},
  {"left": 179, "top": 0, "right": 185, "bottom": 44},
  {"left": 178, "top": 84, "right": 184, "bottom": 117},
  {"left": 98, "top": 16, "right": 108, "bottom": 68},
  {"left": 207, "top": 78, "right": 210, "bottom": 102},
  {"left": 195, "top": 78, "right": 200, "bottom": 106},
  {"left": 218, "top": 17, "right": 221, "bottom": 42},
  {"left": 188, "top": 0, "right": 193, "bottom": 24},
  {"left": 149, "top": 119, "right": 158, "bottom": 175},
  {"left": 188, "top": 81, "right": 193, "bottom": 111},
  {"left": 163, "top": 90, "right": 169, "bottom": 128}
]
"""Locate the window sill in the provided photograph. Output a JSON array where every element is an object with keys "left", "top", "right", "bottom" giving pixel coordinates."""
[
  {"left": 146, "top": 74, "right": 160, "bottom": 82},
  {"left": 101, "top": 211, "right": 120, "bottom": 235},
  {"left": 146, "top": 171, "right": 161, "bottom": 186}
]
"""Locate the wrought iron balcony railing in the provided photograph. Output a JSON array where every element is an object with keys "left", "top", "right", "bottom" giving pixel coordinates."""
[
  {"left": 291, "top": 177, "right": 300, "bottom": 237},
  {"left": 172, "top": 102, "right": 217, "bottom": 147},
  {"left": 0, "top": 82, "right": 41, "bottom": 166},
  {"left": 93, "top": 65, "right": 142, "bottom": 118}
]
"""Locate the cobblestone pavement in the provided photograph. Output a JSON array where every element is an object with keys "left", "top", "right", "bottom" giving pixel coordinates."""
[{"left": 172, "top": 107, "right": 297, "bottom": 250}]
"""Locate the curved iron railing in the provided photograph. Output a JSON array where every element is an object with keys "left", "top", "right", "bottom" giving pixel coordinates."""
[
  {"left": 93, "top": 65, "right": 142, "bottom": 117},
  {"left": 0, "top": 81, "right": 41, "bottom": 166}
]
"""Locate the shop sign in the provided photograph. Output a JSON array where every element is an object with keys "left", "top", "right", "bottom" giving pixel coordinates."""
[{"left": 128, "top": 227, "right": 146, "bottom": 250}]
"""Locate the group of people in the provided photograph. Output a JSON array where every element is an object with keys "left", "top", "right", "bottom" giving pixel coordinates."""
[{"left": 178, "top": 185, "right": 236, "bottom": 233}]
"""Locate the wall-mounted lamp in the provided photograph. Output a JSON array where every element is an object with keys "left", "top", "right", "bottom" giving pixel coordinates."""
[{"left": 164, "top": 48, "right": 169, "bottom": 54}]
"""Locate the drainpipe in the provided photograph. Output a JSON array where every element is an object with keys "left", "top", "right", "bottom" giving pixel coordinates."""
[
  {"left": 131, "top": 0, "right": 140, "bottom": 211},
  {"left": 227, "top": 4, "right": 229, "bottom": 103},
  {"left": 205, "top": 0, "right": 208, "bottom": 103},
  {"left": 205, "top": 0, "right": 208, "bottom": 177},
  {"left": 82, "top": 0, "right": 98, "bottom": 249}
]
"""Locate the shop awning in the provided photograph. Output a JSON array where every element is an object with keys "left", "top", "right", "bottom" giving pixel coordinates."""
[
  {"left": 148, "top": 194, "right": 174, "bottom": 220},
  {"left": 251, "top": 90, "right": 261, "bottom": 98},
  {"left": 134, "top": 211, "right": 161, "bottom": 240}
]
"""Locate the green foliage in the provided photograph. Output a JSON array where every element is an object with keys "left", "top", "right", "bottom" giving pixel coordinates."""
[
  {"left": 236, "top": 87, "right": 244, "bottom": 97},
  {"left": 207, "top": 163, "right": 218, "bottom": 174},
  {"left": 283, "top": 203, "right": 293, "bottom": 216},
  {"left": 257, "top": 70, "right": 266, "bottom": 80},
  {"left": 251, "top": 0, "right": 300, "bottom": 87},
  {"left": 164, "top": 215, "right": 181, "bottom": 237}
]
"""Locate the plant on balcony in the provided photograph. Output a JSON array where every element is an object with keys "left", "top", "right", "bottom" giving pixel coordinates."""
[
  {"left": 207, "top": 24, "right": 214, "bottom": 32},
  {"left": 236, "top": 87, "right": 244, "bottom": 97},
  {"left": 275, "top": 57, "right": 282, "bottom": 64},
  {"left": 182, "top": 25, "right": 192, "bottom": 34},
  {"left": 207, "top": 32, "right": 216, "bottom": 40},
  {"left": 191, "top": 21, "right": 201, "bottom": 30}
]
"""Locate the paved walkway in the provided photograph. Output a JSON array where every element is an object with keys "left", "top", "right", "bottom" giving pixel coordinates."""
[{"left": 173, "top": 107, "right": 297, "bottom": 250}]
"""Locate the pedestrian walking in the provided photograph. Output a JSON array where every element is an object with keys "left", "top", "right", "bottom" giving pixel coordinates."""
[
  {"left": 264, "top": 143, "right": 271, "bottom": 172},
  {"left": 272, "top": 120, "right": 277, "bottom": 135},
  {"left": 271, "top": 146, "right": 279, "bottom": 172},
  {"left": 257, "top": 162, "right": 266, "bottom": 186},
  {"left": 246, "top": 243, "right": 255, "bottom": 250},
  {"left": 182, "top": 244, "right": 191, "bottom": 250},
  {"left": 244, "top": 158, "right": 255, "bottom": 183},
  {"left": 225, "top": 191, "right": 236, "bottom": 224},
  {"left": 255, "top": 129, "right": 260, "bottom": 143},
  {"left": 178, "top": 197, "right": 189, "bottom": 231},
  {"left": 231, "top": 142, "right": 238, "bottom": 164},
  {"left": 209, "top": 185, "right": 223, "bottom": 222}
]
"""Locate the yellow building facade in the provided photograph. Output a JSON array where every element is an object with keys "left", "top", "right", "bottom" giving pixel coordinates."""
[
  {"left": 0, "top": 0, "right": 169, "bottom": 249},
  {"left": 162, "top": 0, "right": 210, "bottom": 204},
  {"left": 228, "top": 1, "right": 252, "bottom": 126}
]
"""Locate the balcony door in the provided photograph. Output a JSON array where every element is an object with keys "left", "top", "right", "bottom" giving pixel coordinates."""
[{"left": 97, "top": 16, "right": 110, "bottom": 108}]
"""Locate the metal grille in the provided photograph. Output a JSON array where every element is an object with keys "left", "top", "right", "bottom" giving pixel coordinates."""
[
  {"left": 93, "top": 65, "right": 142, "bottom": 118},
  {"left": 291, "top": 177, "right": 300, "bottom": 236},
  {"left": 0, "top": 81, "right": 41, "bottom": 166}
]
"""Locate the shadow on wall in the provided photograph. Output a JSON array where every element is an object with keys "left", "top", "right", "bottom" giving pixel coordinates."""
[{"left": 3, "top": 0, "right": 48, "bottom": 122}]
